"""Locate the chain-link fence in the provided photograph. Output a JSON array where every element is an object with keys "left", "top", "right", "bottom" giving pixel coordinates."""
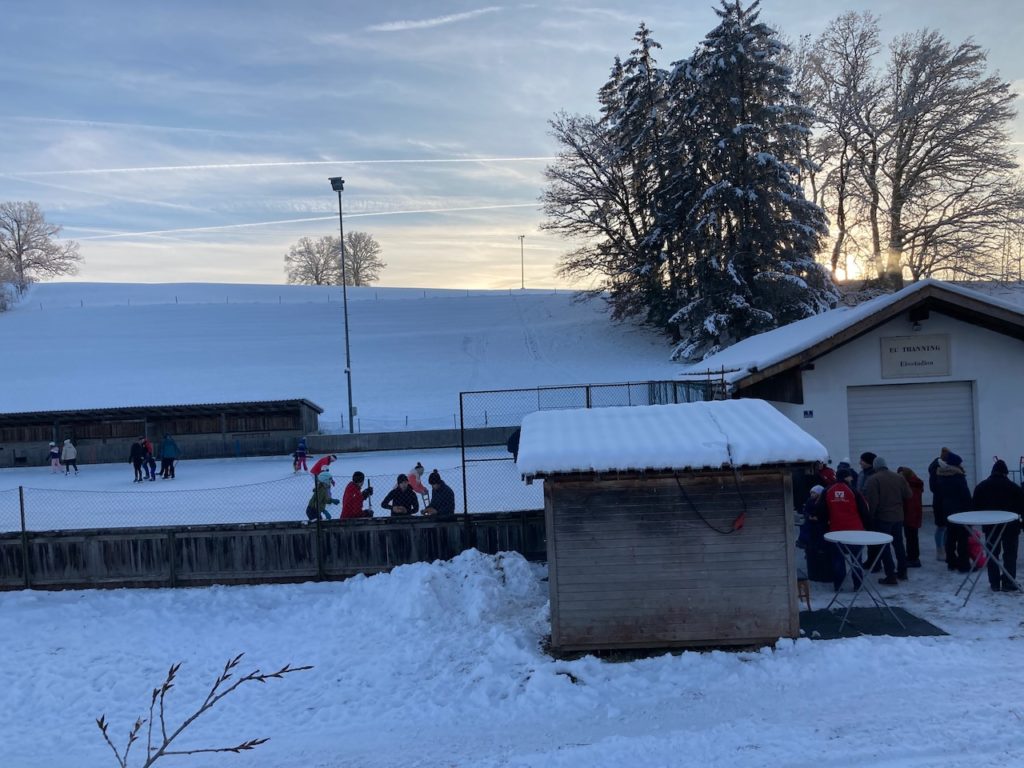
[
  {"left": 0, "top": 464, "right": 470, "bottom": 533},
  {"left": 459, "top": 380, "right": 715, "bottom": 514}
]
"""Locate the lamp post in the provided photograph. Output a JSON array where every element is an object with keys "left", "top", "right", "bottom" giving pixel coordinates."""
[
  {"left": 329, "top": 176, "right": 355, "bottom": 433},
  {"left": 518, "top": 234, "right": 525, "bottom": 290}
]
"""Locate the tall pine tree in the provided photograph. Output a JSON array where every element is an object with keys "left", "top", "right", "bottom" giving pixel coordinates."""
[{"left": 669, "top": 1, "right": 837, "bottom": 360}]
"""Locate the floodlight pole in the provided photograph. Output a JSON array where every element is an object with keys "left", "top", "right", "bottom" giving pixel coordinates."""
[
  {"left": 330, "top": 176, "right": 355, "bottom": 433},
  {"left": 518, "top": 234, "right": 525, "bottom": 290}
]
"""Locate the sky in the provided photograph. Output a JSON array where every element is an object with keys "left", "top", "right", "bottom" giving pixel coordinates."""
[{"left": 1, "top": 1, "right": 1022, "bottom": 290}]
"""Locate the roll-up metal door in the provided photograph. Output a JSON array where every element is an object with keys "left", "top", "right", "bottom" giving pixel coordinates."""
[{"left": 847, "top": 382, "right": 976, "bottom": 502}]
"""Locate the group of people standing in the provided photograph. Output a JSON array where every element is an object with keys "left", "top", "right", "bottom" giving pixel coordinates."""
[
  {"left": 128, "top": 434, "right": 180, "bottom": 482},
  {"left": 304, "top": 455, "right": 456, "bottom": 522},
  {"left": 801, "top": 448, "right": 1023, "bottom": 594}
]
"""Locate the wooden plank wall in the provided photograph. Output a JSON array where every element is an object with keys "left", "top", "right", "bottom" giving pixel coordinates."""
[
  {"left": 0, "top": 511, "right": 545, "bottom": 591},
  {"left": 546, "top": 470, "right": 798, "bottom": 652}
]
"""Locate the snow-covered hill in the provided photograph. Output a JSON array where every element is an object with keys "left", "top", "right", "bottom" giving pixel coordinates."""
[{"left": 2, "top": 283, "right": 681, "bottom": 431}]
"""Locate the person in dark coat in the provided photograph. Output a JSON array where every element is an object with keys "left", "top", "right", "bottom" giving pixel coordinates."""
[
  {"left": 863, "top": 456, "right": 912, "bottom": 584},
  {"left": 381, "top": 474, "right": 419, "bottom": 516},
  {"left": 928, "top": 447, "right": 951, "bottom": 561},
  {"left": 855, "top": 452, "right": 881, "bottom": 568},
  {"left": 506, "top": 428, "right": 521, "bottom": 463},
  {"left": 897, "top": 466, "right": 925, "bottom": 567},
  {"left": 935, "top": 451, "right": 972, "bottom": 572},
  {"left": 129, "top": 437, "right": 146, "bottom": 483},
  {"left": 294, "top": 437, "right": 308, "bottom": 472},
  {"left": 971, "top": 459, "right": 1024, "bottom": 592},
  {"left": 424, "top": 469, "right": 456, "bottom": 519},
  {"left": 836, "top": 459, "right": 857, "bottom": 490}
]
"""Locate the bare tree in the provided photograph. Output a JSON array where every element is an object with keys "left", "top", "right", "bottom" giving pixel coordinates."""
[
  {"left": 343, "top": 231, "right": 386, "bottom": 286},
  {"left": 96, "top": 653, "right": 312, "bottom": 768},
  {"left": 878, "top": 31, "right": 1019, "bottom": 286},
  {"left": 0, "top": 201, "right": 81, "bottom": 293},
  {"left": 284, "top": 236, "right": 339, "bottom": 285}
]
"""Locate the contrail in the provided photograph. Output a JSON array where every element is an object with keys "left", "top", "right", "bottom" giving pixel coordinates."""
[
  {"left": 75, "top": 203, "right": 540, "bottom": 240},
  {"left": 12, "top": 156, "right": 557, "bottom": 177}
]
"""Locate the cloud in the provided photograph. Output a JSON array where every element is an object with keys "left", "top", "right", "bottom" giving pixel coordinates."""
[{"left": 367, "top": 6, "right": 502, "bottom": 33}]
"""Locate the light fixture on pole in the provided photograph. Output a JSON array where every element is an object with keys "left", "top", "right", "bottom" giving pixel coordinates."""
[
  {"left": 518, "top": 234, "right": 525, "bottom": 290},
  {"left": 329, "top": 176, "right": 355, "bottom": 434}
]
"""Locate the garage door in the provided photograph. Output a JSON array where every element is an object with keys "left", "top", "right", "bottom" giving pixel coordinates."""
[{"left": 847, "top": 382, "right": 976, "bottom": 502}]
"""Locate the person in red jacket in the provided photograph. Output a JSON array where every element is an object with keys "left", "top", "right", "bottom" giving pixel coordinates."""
[
  {"left": 816, "top": 468, "right": 869, "bottom": 591},
  {"left": 897, "top": 466, "right": 925, "bottom": 568},
  {"left": 341, "top": 471, "right": 374, "bottom": 519},
  {"left": 310, "top": 454, "right": 338, "bottom": 481}
]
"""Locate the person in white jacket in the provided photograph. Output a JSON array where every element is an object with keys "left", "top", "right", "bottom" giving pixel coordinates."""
[{"left": 60, "top": 439, "right": 79, "bottom": 475}]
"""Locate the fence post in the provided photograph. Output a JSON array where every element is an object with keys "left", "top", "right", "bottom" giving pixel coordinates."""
[
  {"left": 459, "top": 394, "right": 472, "bottom": 546},
  {"left": 167, "top": 530, "right": 177, "bottom": 588},
  {"left": 314, "top": 510, "right": 326, "bottom": 581},
  {"left": 586, "top": 385, "right": 592, "bottom": 409},
  {"left": 19, "top": 486, "right": 30, "bottom": 589}
]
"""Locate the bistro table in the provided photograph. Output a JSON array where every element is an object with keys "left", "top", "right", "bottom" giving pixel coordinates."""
[
  {"left": 823, "top": 530, "right": 906, "bottom": 633},
  {"left": 947, "top": 510, "right": 1023, "bottom": 606}
]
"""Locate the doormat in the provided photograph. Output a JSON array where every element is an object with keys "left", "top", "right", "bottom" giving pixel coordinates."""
[{"left": 800, "top": 607, "right": 947, "bottom": 640}]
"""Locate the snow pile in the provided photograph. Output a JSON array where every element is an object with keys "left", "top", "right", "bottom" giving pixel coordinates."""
[
  {"left": 517, "top": 399, "right": 827, "bottom": 477},
  {"left": 2, "top": 546, "right": 1024, "bottom": 767}
]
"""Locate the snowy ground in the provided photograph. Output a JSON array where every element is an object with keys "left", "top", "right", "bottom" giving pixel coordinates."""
[
  {"left": 0, "top": 449, "right": 541, "bottom": 532},
  {"left": 1, "top": 283, "right": 682, "bottom": 432},
  {"left": 1, "top": 541, "right": 1022, "bottom": 768}
]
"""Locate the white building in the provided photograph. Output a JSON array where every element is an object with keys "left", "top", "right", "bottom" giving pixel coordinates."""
[{"left": 688, "top": 280, "right": 1024, "bottom": 500}]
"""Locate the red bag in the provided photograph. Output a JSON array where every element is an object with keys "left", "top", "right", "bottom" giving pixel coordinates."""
[{"left": 968, "top": 530, "right": 987, "bottom": 568}]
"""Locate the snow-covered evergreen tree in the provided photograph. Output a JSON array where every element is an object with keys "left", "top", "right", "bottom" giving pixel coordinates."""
[{"left": 669, "top": 1, "right": 837, "bottom": 361}]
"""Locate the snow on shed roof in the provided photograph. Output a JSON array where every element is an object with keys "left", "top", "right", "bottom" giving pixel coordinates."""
[
  {"left": 517, "top": 399, "right": 827, "bottom": 478},
  {"left": 682, "top": 279, "right": 1024, "bottom": 387}
]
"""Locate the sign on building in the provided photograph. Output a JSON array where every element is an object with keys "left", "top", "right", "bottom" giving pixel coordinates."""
[{"left": 880, "top": 334, "right": 951, "bottom": 378}]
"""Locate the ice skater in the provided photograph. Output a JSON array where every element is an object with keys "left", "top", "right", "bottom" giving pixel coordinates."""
[{"left": 48, "top": 441, "right": 61, "bottom": 473}]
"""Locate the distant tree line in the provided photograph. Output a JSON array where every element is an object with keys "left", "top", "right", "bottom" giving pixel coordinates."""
[
  {"left": 542, "top": 0, "right": 1021, "bottom": 361},
  {"left": 284, "top": 231, "right": 386, "bottom": 286}
]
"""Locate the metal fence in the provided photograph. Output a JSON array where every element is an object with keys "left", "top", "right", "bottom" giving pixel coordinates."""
[
  {"left": 0, "top": 464, "right": 474, "bottom": 534},
  {"left": 458, "top": 380, "right": 715, "bottom": 515}
]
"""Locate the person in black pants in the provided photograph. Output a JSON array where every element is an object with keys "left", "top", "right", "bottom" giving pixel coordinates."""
[
  {"left": 129, "top": 437, "right": 146, "bottom": 483},
  {"left": 935, "top": 452, "right": 972, "bottom": 572},
  {"left": 971, "top": 459, "right": 1024, "bottom": 592}
]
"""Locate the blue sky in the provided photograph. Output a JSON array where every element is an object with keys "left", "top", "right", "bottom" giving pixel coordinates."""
[{"left": 1, "top": 1, "right": 1021, "bottom": 288}]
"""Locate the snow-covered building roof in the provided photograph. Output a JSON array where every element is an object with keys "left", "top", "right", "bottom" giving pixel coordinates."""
[
  {"left": 681, "top": 279, "right": 1024, "bottom": 394},
  {"left": 516, "top": 399, "right": 827, "bottom": 478}
]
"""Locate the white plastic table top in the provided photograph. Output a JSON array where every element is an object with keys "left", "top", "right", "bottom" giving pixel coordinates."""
[
  {"left": 824, "top": 530, "right": 894, "bottom": 546},
  {"left": 948, "top": 511, "right": 1021, "bottom": 526}
]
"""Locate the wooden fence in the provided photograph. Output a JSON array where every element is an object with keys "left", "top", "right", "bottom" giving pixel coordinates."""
[{"left": 0, "top": 511, "right": 545, "bottom": 591}]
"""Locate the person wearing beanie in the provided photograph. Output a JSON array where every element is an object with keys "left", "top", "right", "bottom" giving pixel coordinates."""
[
  {"left": 856, "top": 452, "right": 877, "bottom": 493},
  {"left": 814, "top": 467, "right": 869, "bottom": 592},
  {"left": 48, "top": 441, "right": 61, "bottom": 473},
  {"left": 935, "top": 451, "right": 972, "bottom": 572},
  {"left": 306, "top": 469, "right": 340, "bottom": 521},
  {"left": 928, "top": 447, "right": 953, "bottom": 561},
  {"left": 342, "top": 471, "right": 374, "bottom": 519},
  {"left": 864, "top": 456, "right": 912, "bottom": 584},
  {"left": 797, "top": 485, "right": 829, "bottom": 581},
  {"left": 836, "top": 459, "right": 858, "bottom": 489},
  {"left": 970, "top": 458, "right": 1024, "bottom": 592},
  {"left": 381, "top": 474, "right": 419, "bottom": 516},
  {"left": 423, "top": 470, "right": 456, "bottom": 519},
  {"left": 60, "top": 438, "right": 79, "bottom": 475},
  {"left": 407, "top": 461, "right": 429, "bottom": 504}
]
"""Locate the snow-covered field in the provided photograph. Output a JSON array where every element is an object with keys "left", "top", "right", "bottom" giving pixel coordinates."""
[
  {"left": 1, "top": 282, "right": 682, "bottom": 431},
  {"left": 2, "top": 545, "right": 1022, "bottom": 768}
]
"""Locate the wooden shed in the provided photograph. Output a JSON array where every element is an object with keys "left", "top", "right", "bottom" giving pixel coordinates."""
[{"left": 517, "top": 399, "right": 827, "bottom": 653}]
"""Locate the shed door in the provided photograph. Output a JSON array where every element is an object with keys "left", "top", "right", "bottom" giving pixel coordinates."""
[{"left": 847, "top": 382, "right": 976, "bottom": 501}]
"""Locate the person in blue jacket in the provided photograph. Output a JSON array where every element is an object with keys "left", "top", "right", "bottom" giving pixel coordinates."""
[
  {"left": 294, "top": 437, "right": 308, "bottom": 472},
  {"left": 160, "top": 434, "right": 180, "bottom": 479},
  {"left": 424, "top": 469, "right": 456, "bottom": 519}
]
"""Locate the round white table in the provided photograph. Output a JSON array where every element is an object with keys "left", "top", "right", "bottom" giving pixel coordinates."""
[
  {"left": 823, "top": 530, "right": 904, "bottom": 632},
  {"left": 947, "top": 511, "right": 1022, "bottom": 605}
]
